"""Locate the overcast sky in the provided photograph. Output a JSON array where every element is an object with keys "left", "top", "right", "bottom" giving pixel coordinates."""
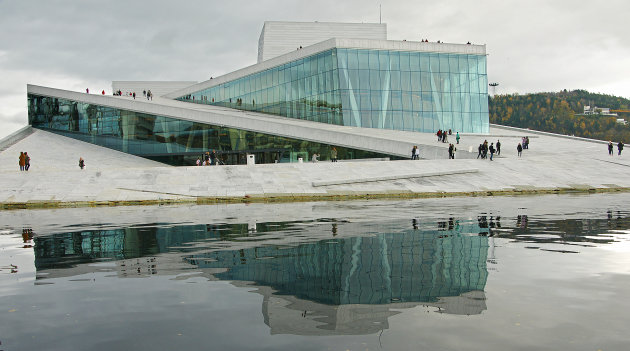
[{"left": 1, "top": 0, "right": 629, "bottom": 138}]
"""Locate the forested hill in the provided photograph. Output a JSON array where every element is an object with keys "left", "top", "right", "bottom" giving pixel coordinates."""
[{"left": 489, "top": 90, "right": 630, "bottom": 142}]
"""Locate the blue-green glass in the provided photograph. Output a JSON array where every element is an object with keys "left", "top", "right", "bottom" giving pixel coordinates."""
[{"left": 400, "top": 52, "right": 410, "bottom": 71}]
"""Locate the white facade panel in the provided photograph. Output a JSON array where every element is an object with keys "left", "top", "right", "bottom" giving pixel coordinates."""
[
  {"left": 258, "top": 21, "right": 387, "bottom": 63},
  {"left": 111, "top": 81, "right": 197, "bottom": 98}
]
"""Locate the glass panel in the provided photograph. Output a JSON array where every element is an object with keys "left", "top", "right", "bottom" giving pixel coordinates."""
[
  {"left": 358, "top": 51, "right": 369, "bottom": 69},
  {"left": 368, "top": 50, "right": 379, "bottom": 70}
]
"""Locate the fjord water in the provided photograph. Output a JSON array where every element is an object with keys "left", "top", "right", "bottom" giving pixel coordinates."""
[{"left": 1, "top": 194, "right": 630, "bottom": 350}]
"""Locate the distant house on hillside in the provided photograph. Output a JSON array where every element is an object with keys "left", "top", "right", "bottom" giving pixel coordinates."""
[
  {"left": 583, "top": 105, "right": 618, "bottom": 116},
  {"left": 581, "top": 105, "right": 626, "bottom": 124}
]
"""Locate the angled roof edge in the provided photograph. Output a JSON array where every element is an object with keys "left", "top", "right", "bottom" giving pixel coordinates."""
[{"left": 164, "top": 38, "right": 486, "bottom": 100}]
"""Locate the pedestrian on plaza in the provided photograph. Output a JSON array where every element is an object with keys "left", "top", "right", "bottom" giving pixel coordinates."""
[
  {"left": 437, "top": 130, "right": 442, "bottom": 142},
  {"left": 524, "top": 136, "right": 530, "bottom": 149},
  {"left": 19, "top": 152, "right": 25, "bottom": 171},
  {"left": 79, "top": 157, "right": 85, "bottom": 169},
  {"left": 204, "top": 152, "right": 210, "bottom": 165},
  {"left": 482, "top": 140, "right": 488, "bottom": 159},
  {"left": 608, "top": 141, "right": 614, "bottom": 156},
  {"left": 411, "top": 146, "right": 417, "bottom": 160},
  {"left": 24, "top": 152, "right": 30, "bottom": 171},
  {"left": 618, "top": 141, "right": 624, "bottom": 155},
  {"left": 210, "top": 150, "right": 217, "bottom": 165},
  {"left": 489, "top": 143, "right": 495, "bottom": 161},
  {"left": 101, "top": 90, "right": 105, "bottom": 95},
  {"left": 517, "top": 143, "right": 523, "bottom": 157},
  {"left": 414, "top": 146, "right": 420, "bottom": 160},
  {"left": 442, "top": 132, "right": 447, "bottom": 143},
  {"left": 86, "top": 88, "right": 89, "bottom": 94},
  {"left": 477, "top": 144, "right": 482, "bottom": 159},
  {"left": 496, "top": 140, "right": 501, "bottom": 155},
  {"left": 456, "top": 132, "right": 460, "bottom": 144},
  {"left": 311, "top": 153, "right": 319, "bottom": 162},
  {"left": 132, "top": 92, "right": 136, "bottom": 100},
  {"left": 148, "top": 90, "right": 152, "bottom": 100},
  {"left": 448, "top": 143, "right": 454, "bottom": 159},
  {"left": 143, "top": 90, "right": 147, "bottom": 97},
  {"left": 331, "top": 147, "right": 338, "bottom": 162},
  {"left": 196, "top": 157, "right": 201, "bottom": 166},
  {"left": 448, "top": 129, "right": 452, "bottom": 135}
]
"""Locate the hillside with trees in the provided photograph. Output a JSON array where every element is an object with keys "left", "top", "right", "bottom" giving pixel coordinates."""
[{"left": 489, "top": 90, "right": 630, "bottom": 142}]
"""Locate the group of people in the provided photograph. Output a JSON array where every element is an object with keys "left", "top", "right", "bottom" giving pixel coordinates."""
[
  {"left": 437, "top": 129, "right": 453, "bottom": 143},
  {"left": 111, "top": 90, "right": 153, "bottom": 100},
  {"left": 608, "top": 141, "right": 624, "bottom": 156},
  {"left": 197, "top": 150, "right": 219, "bottom": 166},
  {"left": 477, "top": 140, "right": 500, "bottom": 160},
  {"left": 18, "top": 152, "right": 31, "bottom": 171}
]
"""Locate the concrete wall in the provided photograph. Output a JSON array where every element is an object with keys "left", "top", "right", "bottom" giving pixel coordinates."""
[
  {"left": 258, "top": 21, "right": 387, "bottom": 63},
  {"left": 111, "top": 81, "right": 197, "bottom": 98},
  {"left": 0, "top": 126, "right": 33, "bottom": 153}
]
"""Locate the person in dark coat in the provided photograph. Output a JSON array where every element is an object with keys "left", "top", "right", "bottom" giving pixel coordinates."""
[
  {"left": 79, "top": 157, "right": 85, "bottom": 169},
  {"left": 517, "top": 143, "right": 523, "bottom": 157},
  {"left": 477, "top": 144, "right": 482, "bottom": 159},
  {"left": 618, "top": 141, "right": 624, "bottom": 155},
  {"left": 608, "top": 141, "right": 614, "bottom": 156},
  {"left": 496, "top": 140, "right": 501, "bottom": 155},
  {"left": 489, "top": 143, "right": 495, "bottom": 161},
  {"left": 24, "top": 152, "right": 30, "bottom": 171}
]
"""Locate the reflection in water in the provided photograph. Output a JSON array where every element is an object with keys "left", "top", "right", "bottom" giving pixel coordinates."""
[{"left": 28, "top": 211, "right": 630, "bottom": 335}]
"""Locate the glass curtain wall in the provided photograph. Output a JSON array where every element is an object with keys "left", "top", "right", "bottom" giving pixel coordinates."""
[
  {"left": 28, "top": 94, "right": 397, "bottom": 166},
  {"left": 336, "top": 49, "right": 489, "bottom": 133},
  {"left": 178, "top": 48, "right": 489, "bottom": 134},
  {"left": 179, "top": 49, "right": 342, "bottom": 125}
]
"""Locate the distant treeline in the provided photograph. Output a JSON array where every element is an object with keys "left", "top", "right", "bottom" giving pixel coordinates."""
[{"left": 489, "top": 89, "right": 630, "bottom": 142}]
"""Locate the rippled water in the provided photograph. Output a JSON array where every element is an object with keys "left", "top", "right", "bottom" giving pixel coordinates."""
[{"left": 1, "top": 194, "right": 630, "bottom": 350}]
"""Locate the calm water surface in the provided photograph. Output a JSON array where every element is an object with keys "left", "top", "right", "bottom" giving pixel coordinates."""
[{"left": 1, "top": 194, "right": 630, "bottom": 351}]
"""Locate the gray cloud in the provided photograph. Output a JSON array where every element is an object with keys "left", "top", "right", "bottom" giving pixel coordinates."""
[{"left": 1, "top": 0, "right": 629, "bottom": 138}]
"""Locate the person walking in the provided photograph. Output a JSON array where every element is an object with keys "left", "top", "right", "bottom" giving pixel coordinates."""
[
  {"left": 489, "top": 143, "right": 495, "bottom": 161},
  {"left": 24, "top": 152, "right": 30, "bottom": 171},
  {"left": 143, "top": 90, "right": 147, "bottom": 97},
  {"left": 196, "top": 157, "right": 201, "bottom": 166},
  {"left": 147, "top": 90, "right": 152, "bottom": 100},
  {"left": 79, "top": 157, "right": 85, "bottom": 169},
  {"left": 86, "top": 88, "right": 89, "bottom": 94},
  {"left": 411, "top": 146, "right": 417, "bottom": 160},
  {"left": 477, "top": 144, "right": 482, "bottom": 159},
  {"left": 618, "top": 141, "right": 624, "bottom": 155},
  {"left": 456, "top": 132, "right": 460, "bottom": 144},
  {"left": 210, "top": 150, "right": 217, "bottom": 165},
  {"left": 414, "top": 146, "right": 420, "bottom": 160},
  {"left": 608, "top": 141, "right": 614, "bottom": 156},
  {"left": 448, "top": 143, "right": 454, "bottom": 159},
  {"left": 19, "top": 152, "right": 25, "bottom": 171},
  {"left": 331, "top": 147, "right": 338, "bottom": 162},
  {"left": 132, "top": 92, "right": 136, "bottom": 100},
  {"left": 517, "top": 143, "right": 523, "bottom": 157},
  {"left": 496, "top": 140, "right": 501, "bottom": 156}
]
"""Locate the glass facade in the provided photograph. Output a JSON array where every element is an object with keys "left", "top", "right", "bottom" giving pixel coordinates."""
[
  {"left": 178, "top": 47, "right": 489, "bottom": 133},
  {"left": 28, "top": 94, "right": 398, "bottom": 166}
]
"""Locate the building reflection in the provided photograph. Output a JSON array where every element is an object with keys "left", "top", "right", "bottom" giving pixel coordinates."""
[{"left": 32, "top": 220, "right": 490, "bottom": 335}]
